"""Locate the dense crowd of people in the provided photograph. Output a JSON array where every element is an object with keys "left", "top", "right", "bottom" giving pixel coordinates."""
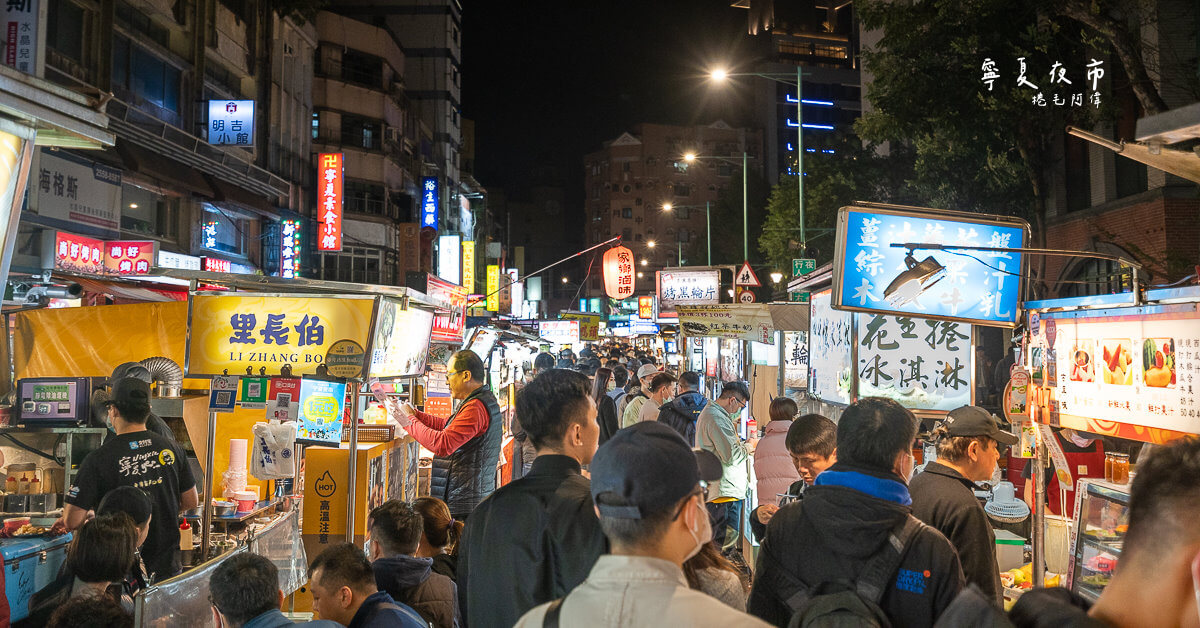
[{"left": 27, "top": 341, "right": 1200, "bottom": 627}]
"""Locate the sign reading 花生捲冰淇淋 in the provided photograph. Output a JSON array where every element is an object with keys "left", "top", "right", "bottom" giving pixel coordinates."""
[
  {"left": 186, "top": 293, "right": 375, "bottom": 378},
  {"left": 833, "top": 204, "right": 1028, "bottom": 327},
  {"left": 856, "top": 312, "right": 973, "bottom": 412}
]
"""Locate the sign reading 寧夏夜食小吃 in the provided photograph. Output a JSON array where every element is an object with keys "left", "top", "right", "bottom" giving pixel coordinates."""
[{"left": 833, "top": 204, "right": 1028, "bottom": 327}]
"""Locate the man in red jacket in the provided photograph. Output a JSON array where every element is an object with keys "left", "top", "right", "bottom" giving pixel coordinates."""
[{"left": 393, "top": 350, "right": 502, "bottom": 519}]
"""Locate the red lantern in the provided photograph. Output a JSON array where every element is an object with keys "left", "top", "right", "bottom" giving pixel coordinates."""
[{"left": 603, "top": 245, "right": 635, "bottom": 300}]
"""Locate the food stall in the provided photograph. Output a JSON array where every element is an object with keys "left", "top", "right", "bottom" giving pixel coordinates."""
[
  {"left": 1019, "top": 285, "right": 1200, "bottom": 601},
  {"left": 3, "top": 270, "right": 443, "bottom": 622}
]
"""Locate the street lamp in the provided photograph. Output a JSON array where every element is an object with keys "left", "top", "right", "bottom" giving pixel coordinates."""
[
  {"left": 770, "top": 271, "right": 784, "bottom": 284},
  {"left": 662, "top": 202, "right": 714, "bottom": 266},
  {"left": 561, "top": 276, "right": 569, "bottom": 284},
  {"left": 647, "top": 240, "right": 656, "bottom": 248},
  {"left": 710, "top": 66, "right": 807, "bottom": 257},
  {"left": 683, "top": 151, "right": 752, "bottom": 263}
]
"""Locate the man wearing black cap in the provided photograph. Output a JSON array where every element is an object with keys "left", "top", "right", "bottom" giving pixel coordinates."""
[
  {"left": 910, "top": 405, "right": 1018, "bottom": 605},
  {"left": 62, "top": 377, "right": 198, "bottom": 582},
  {"left": 515, "top": 422, "right": 769, "bottom": 627}
]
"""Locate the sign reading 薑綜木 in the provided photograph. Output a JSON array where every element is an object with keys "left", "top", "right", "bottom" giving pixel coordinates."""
[
  {"left": 186, "top": 293, "right": 376, "bottom": 378},
  {"left": 833, "top": 204, "right": 1028, "bottom": 327}
]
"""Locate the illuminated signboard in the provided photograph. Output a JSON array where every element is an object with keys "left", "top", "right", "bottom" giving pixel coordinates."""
[
  {"left": 856, "top": 312, "right": 973, "bottom": 411},
  {"left": 104, "top": 240, "right": 155, "bottom": 276},
  {"left": 427, "top": 275, "right": 469, "bottom": 343},
  {"left": 369, "top": 297, "right": 435, "bottom": 379},
  {"left": 437, "top": 234, "right": 461, "bottom": 285},
  {"left": 657, "top": 270, "right": 720, "bottom": 312},
  {"left": 809, "top": 289, "right": 852, "bottom": 405},
  {"left": 539, "top": 320, "right": 580, "bottom": 346},
  {"left": 461, "top": 240, "right": 475, "bottom": 292},
  {"left": 318, "top": 153, "right": 343, "bottom": 251},
  {"left": 281, "top": 219, "right": 301, "bottom": 278},
  {"left": 203, "top": 257, "right": 231, "bottom": 273},
  {"left": 50, "top": 232, "right": 104, "bottom": 274},
  {"left": 638, "top": 296, "right": 654, "bottom": 319},
  {"left": 421, "top": 177, "right": 439, "bottom": 229},
  {"left": 486, "top": 265, "right": 500, "bottom": 312},
  {"left": 207, "top": 100, "right": 255, "bottom": 146},
  {"left": 833, "top": 204, "right": 1028, "bottom": 327}
]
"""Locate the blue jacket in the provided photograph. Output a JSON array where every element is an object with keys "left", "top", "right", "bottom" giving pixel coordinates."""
[
  {"left": 243, "top": 609, "right": 341, "bottom": 628},
  {"left": 348, "top": 591, "right": 429, "bottom": 628},
  {"left": 657, "top": 391, "right": 708, "bottom": 447}
]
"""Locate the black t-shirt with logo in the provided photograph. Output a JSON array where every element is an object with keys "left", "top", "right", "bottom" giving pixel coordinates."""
[{"left": 66, "top": 430, "right": 195, "bottom": 581}]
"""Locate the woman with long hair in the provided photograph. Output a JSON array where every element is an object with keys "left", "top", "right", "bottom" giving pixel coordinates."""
[
  {"left": 413, "top": 496, "right": 465, "bottom": 581},
  {"left": 591, "top": 367, "right": 619, "bottom": 445},
  {"left": 682, "top": 541, "right": 748, "bottom": 610}
]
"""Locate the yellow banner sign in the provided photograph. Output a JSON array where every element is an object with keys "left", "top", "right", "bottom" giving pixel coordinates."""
[
  {"left": 486, "top": 265, "right": 500, "bottom": 312},
  {"left": 187, "top": 294, "right": 375, "bottom": 377},
  {"left": 561, "top": 311, "right": 601, "bottom": 341},
  {"left": 462, "top": 240, "right": 475, "bottom": 293}
]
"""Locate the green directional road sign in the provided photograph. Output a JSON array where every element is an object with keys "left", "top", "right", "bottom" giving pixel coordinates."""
[
  {"left": 792, "top": 258, "right": 817, "bottom": 277},
  {"left": 789, "top": 291, "right": 810, "bottom": 304}
]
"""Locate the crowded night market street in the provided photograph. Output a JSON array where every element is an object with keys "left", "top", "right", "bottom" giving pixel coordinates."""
[{"left": 0, "top": 0, "right": 1197, "bottom": 626}]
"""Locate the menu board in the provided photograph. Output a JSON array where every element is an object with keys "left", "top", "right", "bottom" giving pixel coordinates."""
[
  {"left": 1047, "top": 309, "right": 1200, "bottom": 434},
  {"left": 297, "top": 378, "right": 346, "bottom": 446},
  {"left": 809, "top": 290, "right": 852, "bottom": 404},
  {"left": 368, "top": 298, "right": 435, "bottom": 378},
  {"left": 856, "top": 313, "right": 973, "bottom": 411}
]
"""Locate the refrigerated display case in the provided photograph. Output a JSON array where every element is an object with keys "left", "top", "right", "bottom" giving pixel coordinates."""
[{"left": 1068, "top": 479, "right": 1130, "bottom": 603}]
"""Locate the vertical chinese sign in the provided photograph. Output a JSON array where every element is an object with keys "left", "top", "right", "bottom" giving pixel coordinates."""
[
  {"left": 461, "top": 240, "right": 475, "bottom": 293},
  {"left": 318, "top": 153, "right": 343, "bottom": 252},
  {"left": 2, "top": 0, "right": 37, "bottom": 75},
  {"left": 638, "top": 296, "right": 654, "bottom": 320},
  {"left": 207, "top": 100, "right": 255, "bottom": 146},
  {"left": 486, "top": 265, "right": 500, "bottom": 312},
  {"left": 602, "top": 245, "right": 634, "bottom": 300},
  {"left": 421, "top": 177, "right": 439, "bottom": 230},
  {"left": 280, "top": 219, "right": 302, "bottom": 278}
]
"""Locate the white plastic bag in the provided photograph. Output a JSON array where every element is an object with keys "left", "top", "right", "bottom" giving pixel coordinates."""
[{"left": 250, "top": 422, "right": 297, "bottom": 480}]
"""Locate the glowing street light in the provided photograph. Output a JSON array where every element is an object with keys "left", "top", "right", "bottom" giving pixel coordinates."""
[
  {"left": 640, "top": 259, "right": 648, "bottom": 266},
  {"left": 710, "top": 68, "right": 728, "bottom": 82},
  {"left": 683, "top": 153, "right": 696, "bottom": 163},
  {"left": 647, "top": 240, "right": 656, "bottom": 248},
  {"left": 770, "top": 272, "right": 784, "bottom": 284},
  {"left": 561, "top": 276, "right": 569, "bottom": 284},
  {"left": 662, "top": 202, "right": 673, "bottom": 211}
]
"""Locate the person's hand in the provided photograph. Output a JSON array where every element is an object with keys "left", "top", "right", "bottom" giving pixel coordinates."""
[
  {"left": 757, "top": 504, "right": 779, "bottom": 524},
  {"left": 386, "top": 399, "right": 413, "bottom": 427},
  {"left": 49, "top": 517, "right": 68, "bottom": 535}
]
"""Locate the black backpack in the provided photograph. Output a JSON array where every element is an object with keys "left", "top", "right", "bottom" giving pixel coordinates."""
[{"left": 783, "top": 515, "right": 927, "bottom": 628}]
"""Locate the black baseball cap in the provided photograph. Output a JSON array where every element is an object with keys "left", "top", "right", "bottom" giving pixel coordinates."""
[
  {"left": 944, "top": 405, "right": 1018, "bottom": 447},
  {"left": 590, "top": 422, "right": 723, "bottom": 520},
  {"left": 111, "top": 376, "right": 151, "bottom": 410}
]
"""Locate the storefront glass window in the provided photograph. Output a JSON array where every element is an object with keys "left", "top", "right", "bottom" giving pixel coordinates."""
[
  {"left": 121, "top": 184, "right": 178, "bottom": 240},
  {"left": 202, "top": 207, "right": 248, "bottom": 256}
]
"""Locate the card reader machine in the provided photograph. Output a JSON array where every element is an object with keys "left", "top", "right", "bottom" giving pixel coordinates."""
[{"left": 17, "top": 377, "right": 91, "bottom": 426}]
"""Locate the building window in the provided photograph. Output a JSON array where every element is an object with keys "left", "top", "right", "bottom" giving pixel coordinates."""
[
  {"left": 47, "top": 0, "right": 85, "bottom": 65},
  {"left": 1061, "top": 256, "right": 1134, "bottom": 298},
  {"left": 673, "top": 184, "right": 690, "bottom": 197},
  {"left": 634, "top": 233, "right": 643, "bottom": 242},
  {"left": 340, "top": 48, "right": 383, "bottom": 88},
  {"left": 676, "top": 207, "right": 690, "bottom": 220},
  {"left": 622, "top": 207, "right": 633, "bottom": 219},
  {"left": 718, "top": 165, "right": 731, "bottom": 177},
  {"left": 677, "top": 228, "right": 690, "bottom": 243},
  {"left": 344, "top": 180, "right": 386, "bottom": 215},
  {"left": 201, "top": 207, "right": 249, "bottom": 256},
  {"left": 342, "top": 114, "right": 382, "bottom": 150},
  {"left": 312, "top": 112, "right": 320, "bottom": 140},
  {"left": 622, "top": 228, "right": 632, "bottom": 241},
  {"left": 322, "top": 246, "right": 388, "bottom": 284},
  {"left": 121, "top": 183, "right": 178, "bottom": 240},
  {"left": 592, "top": 210, "right": 602, "bottom": 222},
  {"left": 112, "top": 36, "right": 181, "bottom": 112}
]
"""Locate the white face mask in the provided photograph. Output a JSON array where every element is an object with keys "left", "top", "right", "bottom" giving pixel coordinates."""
[
  {"left": 1191, "top": 550, "right": 1200, "bottom": 626},
  {"left": 684, "top": 495, "right": 710, "bottom": 561}
]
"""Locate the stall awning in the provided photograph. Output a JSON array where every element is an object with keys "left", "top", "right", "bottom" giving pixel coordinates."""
[
  {"left": 1068, "top": 125, "right": 1200, "bottom": 184},
  {"left": 74, "top": 277, "right": 186, "bottom": 302},
  {"left": 0, "top": 64, "right": 114, "bottom": 149}
]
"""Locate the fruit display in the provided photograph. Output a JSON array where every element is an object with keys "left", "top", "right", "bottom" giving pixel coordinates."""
[
  {"left": 1101, "top": 340, "right": 1133, "bottom": 385},
  {"left": 1070, "top": 341, "right": 1094, "bottom": 382},
  {"left": 1142, "top": 338, "right": 1175, "bottom": 388}
]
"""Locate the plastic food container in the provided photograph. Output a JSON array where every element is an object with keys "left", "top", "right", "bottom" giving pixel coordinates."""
[
  {"left": 212, "top": 500, "right": 236, "bottom": 516},
  {"left": 233, "top": 491, "right": 257, "bottom": 513},
  {"left": 4, "top": 517, "right": 30, "bottom": 533}
]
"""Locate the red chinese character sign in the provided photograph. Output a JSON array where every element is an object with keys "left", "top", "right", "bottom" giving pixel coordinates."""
[
  {"left": 603, "top": 245, "right": 634, "bottom": 300},
  {"left": 51, "top": 232, "right": 105, "bottom": 275},
  {"left": 318, "top": 153, "right": 343, "bottom": 251},
  {"left": 103, "top": 240, "right": 156, "bottom": 276}
]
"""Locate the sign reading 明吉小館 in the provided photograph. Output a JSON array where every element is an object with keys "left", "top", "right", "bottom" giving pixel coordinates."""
[
  {"left": 833, "top": 205, "right": 1027, "bottom": 327},
  {"left": 207, "top": 100, "right": 255, "bottom": 146}
]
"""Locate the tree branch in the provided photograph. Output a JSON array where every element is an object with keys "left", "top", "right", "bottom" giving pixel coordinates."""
[{"left": 1054, "top": 0, "right": 1169, "bottom": 115}]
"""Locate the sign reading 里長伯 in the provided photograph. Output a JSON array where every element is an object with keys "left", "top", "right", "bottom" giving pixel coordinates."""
[
  {"left": 186, "top": 293, "right": 375, "bottom": 378},
  {"left": 833, "top": 204, "right": 1028, "bottom": 327}
]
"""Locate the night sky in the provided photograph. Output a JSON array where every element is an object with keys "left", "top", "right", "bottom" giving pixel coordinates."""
[{"left": 462, "top": 1, "right": 759, "bottom": 199}]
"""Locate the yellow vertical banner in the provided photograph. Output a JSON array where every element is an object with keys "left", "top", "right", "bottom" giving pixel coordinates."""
[
  {"left": 486, "top": 265, "right": 500, "bottom": 311},
  {"left": 462, "top": 240, "right": 476, "bottom": 292}
]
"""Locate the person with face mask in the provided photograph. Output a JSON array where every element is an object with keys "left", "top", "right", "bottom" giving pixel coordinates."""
[
  {"left": 747, "top": 397, "right": 965, "bottom": 627},
  {"left": 515, "top": 422, "right": 769, "bottom": 627},
  {"left": 637, "top": 372, "right": 677, "bottom": 425},
  {"left": 910, "top": 406, "right": 1018, "bottom": 606}
]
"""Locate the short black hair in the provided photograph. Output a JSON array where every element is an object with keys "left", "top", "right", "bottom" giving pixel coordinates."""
[
  {"left": 533, "top": 352, "right": 556, "bottom": 372},
  {"left": 514, "top": 369, "right": 593, "bottom": 450},
  {"left": 97, "top": 486, "right": 152, "bottom": 525},
  {"left": 70, "top": 513, "right": 137, "bottom": 583},
  {"left": 598, "top": 493, "right": 687, "bottom": 549},
  {"left": 209, "top": 553, "right": 281, "bottom": 626},
  {"left": 47, "top": 596, "right": 133, "bottom": 628},
  {"left": 1123, "top": 438, "right": 1200, "bottom": 566},
  {"left": 835, "top": 397, "right": 916, "bottom": 471},
  {"left": 451, "top": 350, "right": 486, "bottom": 382},
  {"left": 719, "top": 381, "right": 750, "bottom": 401},
  {"left": 368, "top": 500, "right": 423, "bottom": 556},
  {"left": 786, "top": 414, "right": 837, "bottom": 458},
  {"left": 611, "top": 365, "right": 629, "bottom": 387},
  {"left": 647, "top": 372, "right": 676, "bottom": 393},
  {"left": 678, "top": 371, "right": 700, "bottom": 391},
  {"left": 309, "top": 543, "right": 376, "bottom": 593}
]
